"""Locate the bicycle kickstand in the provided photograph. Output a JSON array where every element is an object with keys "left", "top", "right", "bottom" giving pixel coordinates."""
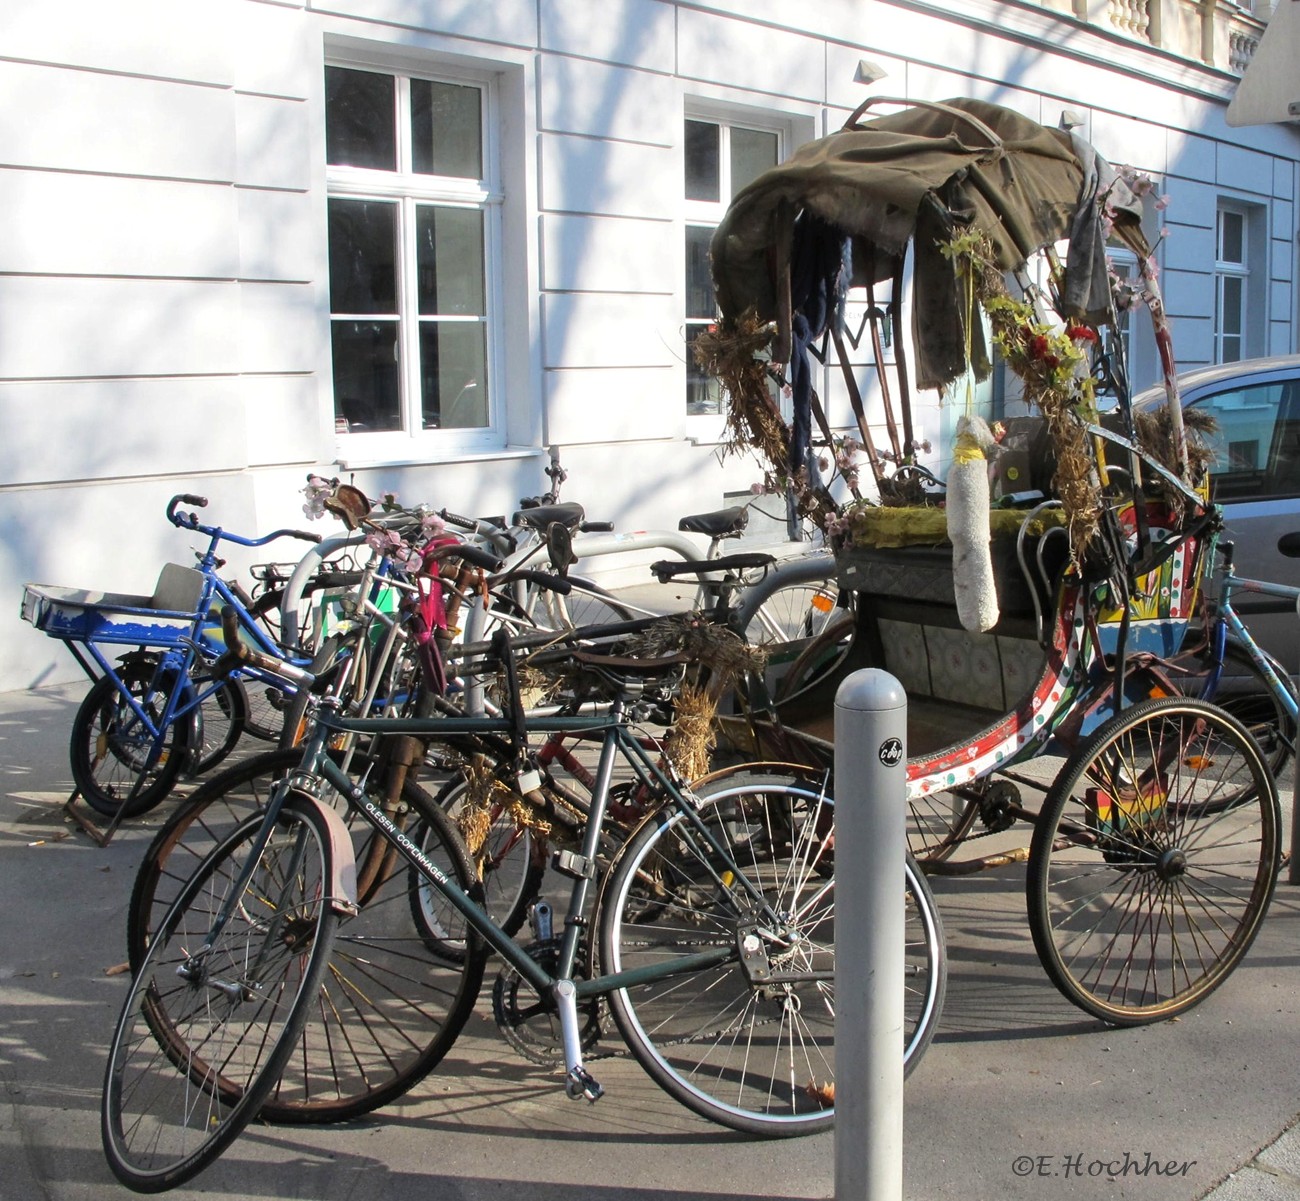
[{"left": 553, "top": 978, "right": 603, "bottom": 1103}]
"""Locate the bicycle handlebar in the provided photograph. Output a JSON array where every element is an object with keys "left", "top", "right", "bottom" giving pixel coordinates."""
[
  {"left": 165, "top": 493, "right": 321, "bottom": 547},
  {"left": 214, "top": 606, "right": 314, "bottom": 687},
  {"left": 166, "top": 494, "right": 208, "bottom": 528}
]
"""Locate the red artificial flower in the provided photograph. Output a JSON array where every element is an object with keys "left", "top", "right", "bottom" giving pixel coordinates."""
[{"left": 1065, "top": 323, "right": 1099, "bottom": 344}]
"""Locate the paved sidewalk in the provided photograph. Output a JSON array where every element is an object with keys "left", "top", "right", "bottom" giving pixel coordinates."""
[{"left": 0, "top": 680, "right": 1298, "bottom": 1200}]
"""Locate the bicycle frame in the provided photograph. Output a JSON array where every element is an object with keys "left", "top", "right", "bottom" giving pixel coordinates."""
[
  {"left": 1200, "top": 538, "right": 1300, "bottom": 728},
  {"left": 202, "top": 692, "right": 800, "bottom": 1098}
]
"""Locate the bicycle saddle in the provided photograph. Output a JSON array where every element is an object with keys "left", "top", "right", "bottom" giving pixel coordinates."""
[
  {"left": 678, "top": 506, "right": 748, "bottom": 538},
  {"left": 512, "top": 502, "right": 586, "bottom": 532}
]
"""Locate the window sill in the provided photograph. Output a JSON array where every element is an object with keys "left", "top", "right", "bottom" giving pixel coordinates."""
[{"left": 336, "top": 444, "right": 544, "bottom": 471}]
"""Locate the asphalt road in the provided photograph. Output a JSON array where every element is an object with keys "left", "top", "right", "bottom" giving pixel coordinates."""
[{"left": 1, "top": 683, "right": 1298, "bottom": 1201}]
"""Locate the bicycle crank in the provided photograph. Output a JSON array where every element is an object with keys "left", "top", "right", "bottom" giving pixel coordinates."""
[{"left": 491, "top": 938, "right": 604, "bottom": 1066}]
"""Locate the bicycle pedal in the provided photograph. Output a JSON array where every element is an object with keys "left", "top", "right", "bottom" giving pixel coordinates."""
[{"left": 565, "top": 1066, "right": 604, "bottom": 1103}]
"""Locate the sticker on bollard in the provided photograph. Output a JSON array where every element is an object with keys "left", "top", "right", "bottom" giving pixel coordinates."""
[{"left": 878, "top": 738, "right": 903, "bottom": 767}]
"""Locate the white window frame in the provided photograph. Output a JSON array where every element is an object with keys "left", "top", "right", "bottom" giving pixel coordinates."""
[
  {"left": 682, "top": 104, "right": 792, "bottom": 442},
  {"left": 325, "top": 55, "right": 506, "bottom": 460},
  {"left": 1215, "top": 203, "right": 1251, "bottom": 364}
]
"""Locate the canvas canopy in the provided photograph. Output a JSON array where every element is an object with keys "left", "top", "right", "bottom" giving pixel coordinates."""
[{"left": 709, "top": 96, "right": 1149, "bottom": 391}]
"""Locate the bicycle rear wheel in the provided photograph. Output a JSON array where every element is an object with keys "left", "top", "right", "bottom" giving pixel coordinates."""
[
  {"left": 102, "top": 796, "right": 339, "bottom": 1192},
  {"left": 127, "top": 748, "right": 487, "bottom": 1123},
  {"left": 599, "top": 773, "right": 945, "bottom": 1136},
  {"left": 1027, "top": 697, "right": 1279, "bottom": 1026}
]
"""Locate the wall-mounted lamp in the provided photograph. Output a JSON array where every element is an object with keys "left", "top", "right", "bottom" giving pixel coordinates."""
[
  {"left": 854, "top": 60, "right": 888, "bottom": 86},
  {"left": 1059, "top": 108, "right": 1085, "bottom": 130}
]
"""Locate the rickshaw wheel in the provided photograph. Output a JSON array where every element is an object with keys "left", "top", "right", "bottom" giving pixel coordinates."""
[{"left": 1026, "top": 697, "right": 1279, "bottom": 1026}]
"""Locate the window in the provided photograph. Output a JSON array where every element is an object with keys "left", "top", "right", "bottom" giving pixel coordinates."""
[
  {"left": 1190, "top": 378, "right": 1300, "bottom": 499},
  {"left": 1214, "top": 206, "right": 1248, "bottom": 364},
  {"left": 325, "top": 64, "right": 498, "bottom": 450},
  {"left": 684, "top": 117, "right": 780, "bottom": 415}
]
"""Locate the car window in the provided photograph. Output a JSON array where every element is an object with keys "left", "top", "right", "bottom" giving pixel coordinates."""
[{"left": 1190, "top": 379, "right": 1300, "bottom": 500}]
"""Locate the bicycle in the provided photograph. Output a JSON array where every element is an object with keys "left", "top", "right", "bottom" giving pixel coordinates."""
[
  {"left": 103, "top": 617, "right": 946, "bottom": 1191},
  {"left": 21, "top": 495, "right": 323, "bottom": 838},
  {"left": 1176, "top": 530, "right": 1300, "bottom": 779}
]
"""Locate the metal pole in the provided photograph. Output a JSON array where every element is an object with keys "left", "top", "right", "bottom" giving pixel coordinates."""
[{"left": 834, "top": 668, "right": 907, "bottom": 1201}]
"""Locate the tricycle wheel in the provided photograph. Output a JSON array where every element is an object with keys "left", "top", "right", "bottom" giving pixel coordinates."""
[
  {"left": 1027, "top": 697, "right": 1279, "bottom": 1025},
  {"left": 70, "top": 661, "right": 190, "bottom": 817}
]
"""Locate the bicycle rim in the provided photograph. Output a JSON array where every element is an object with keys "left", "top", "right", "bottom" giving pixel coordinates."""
[
  {"left": 102, "top": 799, "right": 338, "bottom": 1191},
  {"left": 1027, "top": 697, "right": 1279, "bottom": 1025}
]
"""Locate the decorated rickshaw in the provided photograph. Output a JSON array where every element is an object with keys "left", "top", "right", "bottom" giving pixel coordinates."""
[{"left": 700, "top": 96, "right": 1281, "bottom": 1025}]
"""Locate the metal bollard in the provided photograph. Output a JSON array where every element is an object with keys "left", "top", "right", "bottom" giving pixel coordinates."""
[{"left": 834, "top": 669, "right": 906, "bottom": 1201}]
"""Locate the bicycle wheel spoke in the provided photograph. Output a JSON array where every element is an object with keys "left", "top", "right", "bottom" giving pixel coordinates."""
[{"left": 602, "top": 774, "right": 945, "bottom": 1135}]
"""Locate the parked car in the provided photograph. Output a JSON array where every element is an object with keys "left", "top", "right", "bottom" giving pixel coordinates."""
[{"left": 1132, "top": 353, "right": 1300, "bottom": 674}]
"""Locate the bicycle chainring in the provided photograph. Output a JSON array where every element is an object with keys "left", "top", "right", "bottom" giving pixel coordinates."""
[{"left": 491, "top": 937, "right": 604, "bottom": 1067}]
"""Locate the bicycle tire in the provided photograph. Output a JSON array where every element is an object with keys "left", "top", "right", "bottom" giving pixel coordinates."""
[
  {"left": 512, "top": 575, "right": 634, "bottom": 633},
  {"left": 127, "top": 748, "right": 488, "bottom": 1124},
  {"left": 102, "top": 795, "right": 340, "bottom": 1191},
  {"left": 599, "top": 773, "right": 946, "bottom": 1136},
  {"left": 1026, "top": 697, "right": 1279, "bottom": 1026},
  {"left": 70, "top": 664, "right": 190, "bottom": 818},
  {"left": 729, "top": 553, "right": 836, "bottom": 644},
  {"left": 1195, "top": 639, "right": 1297, "bottom": 780},
  {"left": 240, "top": 587, "right": 291, "bottom": 741},
  {"left": 188, "top": 671, "right": 248, "bottom": 776},
  {"left": 426, "top": 768, "right": 546, "bottom": 953}
]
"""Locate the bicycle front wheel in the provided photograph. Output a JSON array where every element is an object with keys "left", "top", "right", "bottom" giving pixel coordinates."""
[
  {"left": 127, "top": 748, "right": 487, "bottom": 1124},
  {"left": 1027, "top": 697, "right": 1279, "bottom": 1026},
  {"left": 102, "top": 796, "right": 339, "bottom": 1192},
  {"left": 599, "top": 774, "right": 945, "bottom": 1136},
  {"left": 71, "top": 663, "right": 189, "bottom": 818}
]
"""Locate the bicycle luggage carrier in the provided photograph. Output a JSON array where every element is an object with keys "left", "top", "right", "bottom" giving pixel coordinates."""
[{"left": 21, "top": 564, "right": 207, "bottom": 649}]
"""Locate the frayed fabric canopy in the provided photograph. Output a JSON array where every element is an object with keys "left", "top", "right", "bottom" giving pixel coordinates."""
[{"left": 708, "top": 97, "right": 1149, "bottom": 392}]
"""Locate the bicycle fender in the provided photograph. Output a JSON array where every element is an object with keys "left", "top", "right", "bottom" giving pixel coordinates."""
[{"left": 285, "top": 790, "right": 359, "bottom": 917}]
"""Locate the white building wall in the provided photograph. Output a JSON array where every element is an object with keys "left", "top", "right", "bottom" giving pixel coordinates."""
[{"left": 2, "top": 0, "right": 1298, "bottom": 691}]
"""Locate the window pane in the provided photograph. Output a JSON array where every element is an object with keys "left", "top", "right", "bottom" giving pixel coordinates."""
[
  {"left": 332, "top": 320, "right": 401, "bottom": 432},
  {"left": 328, "top": 199, "right": 398, "bottom": 314},
  {"left": 730, "top": 127, "right": 778, "bottom": 195},
  {"left": 685, "top": 225, "right": 715, "bottom": 319},
  {"left": 325, "top": 67, "right": 396, "bottom": 170},
  {"left": 416, "top": 207, "right": 485, "bottom": 315},
  {"left": 420, "top": 322, "right": 488, "bottom": 429},
  {"left": 1222, "top": 276, "right": 1243, "bottom": 336},
  {"left": 1218, "top": 210, "right": 1244, "bottom": 264},
  {"left": 685, "top": 324, "right": 722, "bottom": 415},
  {"left": 685, "top": 120, "right": 720, "bottom": 202},
  {"left": 411, "top": 80, "right": 483, "bottom": 178}
]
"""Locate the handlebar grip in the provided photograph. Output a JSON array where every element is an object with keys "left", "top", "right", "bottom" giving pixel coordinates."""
[
  {"left": 167, "top": 493, "right": 208, "bottom": 527},
  {"left": 440, "top": 509, "right": 477, "bottom": 531},
  {"left": 436, "top": 543, "right": 503, "bottom": 571},
  {"left": 580, "top": 521, "right": 614, "bottom": 533}
]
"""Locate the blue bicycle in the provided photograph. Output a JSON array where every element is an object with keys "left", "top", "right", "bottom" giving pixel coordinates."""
[{"left": 22, "top": 495, "right": 323, "bottom": 832}]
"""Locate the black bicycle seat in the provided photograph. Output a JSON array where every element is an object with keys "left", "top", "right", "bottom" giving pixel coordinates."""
[
  {"left": 678, "top": 507, "right": 748, "bottom": 538},
  {"left": 513, "top": 502, "right": 586, "bottom": 532}
]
